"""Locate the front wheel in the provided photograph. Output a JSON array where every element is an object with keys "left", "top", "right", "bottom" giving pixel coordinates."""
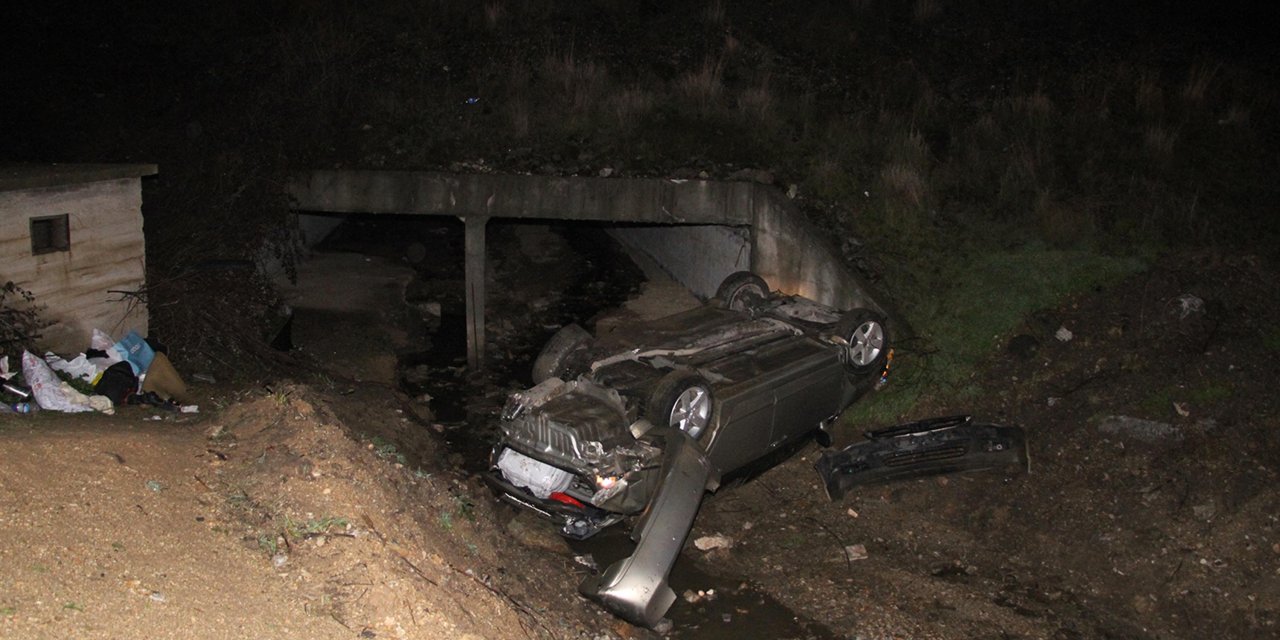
[
  {"left": 645, "top": 371, "right": 714, "bottom": 439},
  {"left": 834, "top": 309, "right": 889, "bottom": 375}
]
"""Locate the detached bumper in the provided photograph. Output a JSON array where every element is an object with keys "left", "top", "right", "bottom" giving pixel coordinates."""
[
  {"left": 578, "top": 430, "right": 716, "bottom": 628},
  {"left": 815, "top": 415, "right": 1028, "bottom": 501}
]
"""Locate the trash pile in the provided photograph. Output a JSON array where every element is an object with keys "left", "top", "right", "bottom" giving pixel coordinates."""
[{"left": 0, "top": 329, "right": 197, "bottom": 416}]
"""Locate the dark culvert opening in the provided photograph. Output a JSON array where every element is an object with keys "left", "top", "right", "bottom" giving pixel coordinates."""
[
  {"left": 296, "top": 213, "right": 841, "bottom": 639},
  {"left": 309, "top": 214, "right": 646, "bottom": 468}
]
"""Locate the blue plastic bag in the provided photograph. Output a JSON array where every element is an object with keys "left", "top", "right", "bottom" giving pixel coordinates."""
[{"left": 113, "top": 331, "right": 155, "bottom": 375}]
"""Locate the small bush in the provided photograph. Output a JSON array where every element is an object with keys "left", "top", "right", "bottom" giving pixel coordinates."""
[{"left": 0, "top": 282, "right": 47, "bottom": 351}]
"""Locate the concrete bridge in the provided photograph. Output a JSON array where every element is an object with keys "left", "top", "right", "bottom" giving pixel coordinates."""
[{"left": 288, "top": 170, "right": 887, "bottom": 369}]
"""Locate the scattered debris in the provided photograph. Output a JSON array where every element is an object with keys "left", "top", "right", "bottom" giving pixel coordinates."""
[
  {"left": 694, "top": 534, "right": 735, "bottom": 551},
  {"left": 1174, "top": 294, "right": 1204, "bottom": 319},
  {"left": 682, "top": 588, "right": 717, "bottom": 603},
  {"left": 844, "top": 544, "right": 869, "bottom": 561},
  {"left": 1192, "top": 502, "right": 1217, "bottom": 521},
  {"left": 145, "top": 480, "right": 164, "bottom": 492},
  {"left": 1097, "top": 415, "right": 1184, "bottom": 443}
]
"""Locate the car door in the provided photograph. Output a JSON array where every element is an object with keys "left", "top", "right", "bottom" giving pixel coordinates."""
[{"left": 762, "top": 336, "right": 844, "bottom": 447}]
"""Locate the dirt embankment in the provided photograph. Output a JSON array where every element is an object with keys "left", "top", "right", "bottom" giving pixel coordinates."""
[{"left": 0, "top": 383, "right": 629, "bottom": 640}]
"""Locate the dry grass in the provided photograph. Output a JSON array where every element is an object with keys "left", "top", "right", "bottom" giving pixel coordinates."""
[
  {"left": 703, "top": 0, "right": 726, "bottom": 26},
  {"left": 723, "top": 30, "right": 740, "bottom": 57},
  {"left": 737, "top": 76, "right": 776, "bottom": 124},
  {"left": 1182, "top": 61, "right": 1220, "bottom": 105},
  {"left": 881, "top": 163, "right": 927, "bottom": 208},
  {"left": 483, "top": 1, "right": 504, "bottom": 29},
  {"left": 913, "top": 0, "right": 942, "bottom": 23},
  {"left": 1134, "top": 73, "right": 1164, "bottom": 118},
  {"left": 997, "top": 146, "right": 1042, "bottom": 215},
  {"left": 543, "top": 50, "right": 609, "bottom": 114},
  {"left": 1143, "top": 125, "right": 1178, "bottom": 158},
  {"left": 881, "top": 133, "right": 931, "bottom": 210},
  {"left": 1016, "top": 90, "right": 1055, "bottom": 127},
  {"left": 910, "top": 79, "right": 939, "bottom": 123},
  {"left": 507, "top": 95, "right": 530, "bottom": 138},
  {"left": 1035, "top": 191, "right": 1095, "bottom": 246},
  {"left": 676, "top": 58, "right": 726, "bottom": 115},
  {"left": 1218, "top": 104, "right": 1250, "bottom": 126},
  {"left": 608, "top": 85, "right": 655, "bottom": 130}
]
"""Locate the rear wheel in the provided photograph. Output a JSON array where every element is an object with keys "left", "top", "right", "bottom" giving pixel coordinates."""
[
  {"left": 531, "top": 324, "right": 593, "bottom": 383},
  {"left": 646, "top": 371, "right": 714, "bottom": 439},
  {"left": 713, "top": 271, "right": 769, "bottom": 313},
  {"left": 834, "top": 309, "right": 889, "bottom": 375}
]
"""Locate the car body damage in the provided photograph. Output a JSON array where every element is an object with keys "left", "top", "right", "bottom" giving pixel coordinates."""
[
  {"left": 486, "top": 271, "right": 892, "bottom": 626},
  {"left": 815, "top": 415, "right": 1030, "bottom": 501}
]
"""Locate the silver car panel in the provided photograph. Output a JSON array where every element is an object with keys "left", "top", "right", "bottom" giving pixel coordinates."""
[{"left": 578, "top": 429, "right": 716, "bottom": 627}]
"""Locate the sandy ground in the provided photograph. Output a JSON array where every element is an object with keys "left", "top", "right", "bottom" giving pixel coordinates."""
[{"left": 0, "top": 416, "right": 351, "bottom": 640}]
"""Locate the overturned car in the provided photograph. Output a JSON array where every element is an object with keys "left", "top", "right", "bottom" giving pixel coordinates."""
[{"left": 486, "top": 272, "right": 891, "bottom": 626}]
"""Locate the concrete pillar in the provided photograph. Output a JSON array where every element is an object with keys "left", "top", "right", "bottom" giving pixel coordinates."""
[{"left": 463, "top": 215, "right": 488, "bottom": 370}]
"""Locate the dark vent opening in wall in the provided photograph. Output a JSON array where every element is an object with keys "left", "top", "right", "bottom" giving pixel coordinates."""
[{"left": 30, "top": 214, "right": 70, "bottom": 254}]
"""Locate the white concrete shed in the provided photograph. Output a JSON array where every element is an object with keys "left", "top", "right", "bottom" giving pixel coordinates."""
[{"left": 0, "top": 163, "right": 157, "bottom": 353}]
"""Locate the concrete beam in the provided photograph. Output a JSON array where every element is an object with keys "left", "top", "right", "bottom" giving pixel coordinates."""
[{"left": 288, "top": 170, "right": 755, "bottom": 225}]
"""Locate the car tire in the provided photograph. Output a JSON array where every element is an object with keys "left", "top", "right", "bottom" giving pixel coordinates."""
[
  {"left": 531, "top": 324, "right": 593, "bottom": 384},
  {"left": 834, "top": 309, "right": 889, "bottom": 375},
  {"left": 712, "top": 271, "right": 770, "bottom": 313},
  {"left": 646, "top": 371, "right": 714, "bottom": 439}
]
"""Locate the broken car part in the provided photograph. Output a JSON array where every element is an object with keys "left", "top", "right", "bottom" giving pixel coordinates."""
[
  {"left": 815, "top": 415, "right": 1029, "bottom": 501},
  {"left": 579, "top": 430, "right": 717, "bottom": 628}
]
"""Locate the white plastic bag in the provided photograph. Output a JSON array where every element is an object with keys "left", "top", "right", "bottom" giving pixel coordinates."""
[
  {"left": 45, "top": 352, "right": 99, "bottom": 383},
  {"left": 22, "top": 351, "right": 93, "bottom": 413},
  {"left": 21, "top": 351, "right": 113, "bottom": 414},
  {"left": 89, "top": 328, "right": 124, "bottom": 371}
]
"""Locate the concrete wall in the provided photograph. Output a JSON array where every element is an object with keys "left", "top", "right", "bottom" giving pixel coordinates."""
[
  {"left": 608, "top": 225, "right": 752, "bottom": 300},
  {"left": 608, "top": 191, "right": 887, "bottom": 315},
  {"left": 748, "top": 190, "right": 887, "bottom": 314},
  {"left": 297, "top": 212, "right": 347, "bottom": 248},
  {"left": 0, "top": 179, "right": 148, "bottom": 351}
]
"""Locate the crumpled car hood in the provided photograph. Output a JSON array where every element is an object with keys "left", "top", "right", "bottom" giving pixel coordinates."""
[{"left": 500, "top": 378, "right": 654, "bottom": 476}]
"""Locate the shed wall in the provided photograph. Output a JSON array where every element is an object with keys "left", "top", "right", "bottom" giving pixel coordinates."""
[{"left": 0, "top": 178, "right": 148, "bottom": 352}]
